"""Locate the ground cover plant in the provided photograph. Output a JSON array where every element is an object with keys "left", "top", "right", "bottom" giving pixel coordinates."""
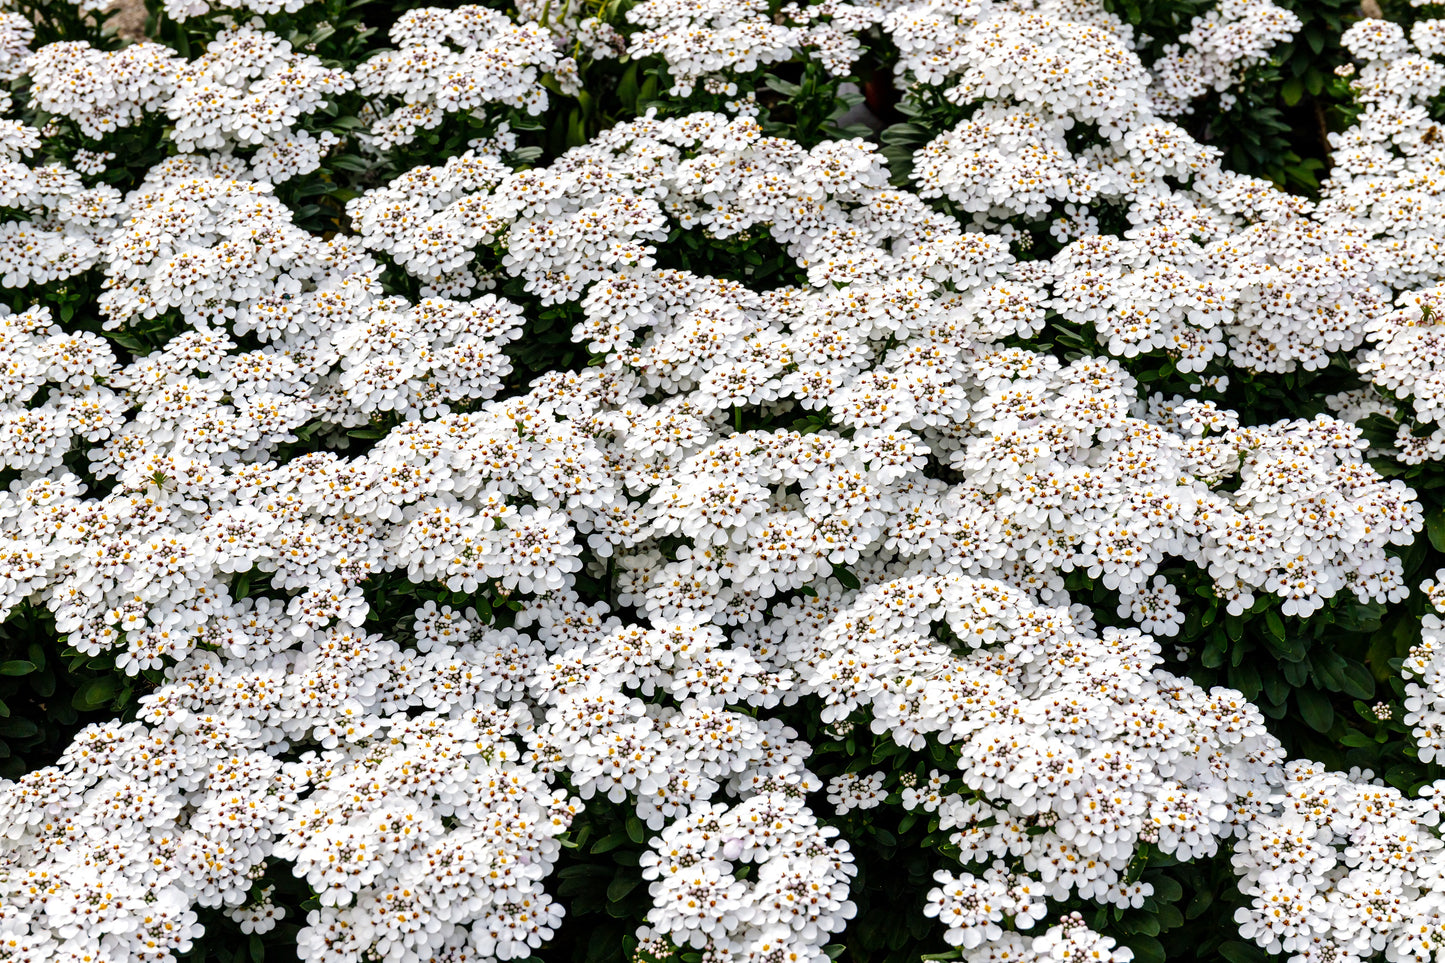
[{"left": 8, "top": 0, "right": 1445, "bottom": 962}]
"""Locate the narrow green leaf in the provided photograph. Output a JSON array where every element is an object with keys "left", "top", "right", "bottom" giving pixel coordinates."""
[{"left": 1263, "top": 609, "right": 1286, "bottom": 642}]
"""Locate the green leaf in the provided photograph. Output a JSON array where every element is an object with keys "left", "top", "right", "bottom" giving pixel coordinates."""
[
  {"left": 763, "top": 75, "right": 801, "bottom": 97},
  {"left": 881, "top": 123, "right": 927, "bottom": 146},
  {"left": 1281, "top": 77, "right": 1305, "bottom": 106},
  {"left": 1386, "top": 763, "right": 1425, "bottom": 792},
  {"left": 1185, "top": 889, "right": 1214, "bottom": 919},
  {"left": 616, "top": 62, "right": 639, "bottom": 109},
  {"left": 1428, "top": 512, "right": 1445, "bottom": 553},
  {"left": 0, "top": 718, "right": 37, "bottom": 739},
  {"left": 1225, "top": 615, "right": 1244, "bottom": 643},
  {"left": 1265, "top": 630, "right": 1308, "bottom": 662},
  {"left": 590, "top": 832, "right": 628, "bottom": 854},
  {"left": 606, "top": 874, "right": 641, "bottom": 903},
  {"left": 831, "top": 564, "right": 861, "bottom": 591},
  {"left": 1339, "top": 661, "right": 1376, "bottom": 701},
  {"left": 1201, "top": 634, "right": 1227, "bottom": 669},
  {"left": 1219, "top": 941, "right": 1267, "bottom": 963},
  {"left": 1296, "top": 688, "right": 1334, "bottom": 733},
  {"left": 625, "top": 815, "right": 645, "bottom": 845},
  {"left": 1281, "top": 658, "right": 1310, "bottom": 687},
  {"left": 1227, "top": 661, "right": 1261, "bottom": 701},
  {"left": 1151, "top": 876, "right": 1183, "bottom": 903},
  {"left": 1128, "top": 937, "right": 1166, "bottom": 963},
  {"left": 1263, "top": 609, "right": 1286, "bottom": 643},
  {"left": 327, "top": 154, "right": 370, "bottom": 173},
  {"left": 0, "top": 660, "right": 35, "bottom": 676},
  {"left": 72, "top": 675, "right": 120, "bottom": 711},
  {"left": 1130, "top": 913, "right": 1159, "bottom": 936}
]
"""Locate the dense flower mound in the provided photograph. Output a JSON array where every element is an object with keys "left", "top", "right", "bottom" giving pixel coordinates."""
[{"left": 3, "top": 1, "right": 1445, "bottom": 962}]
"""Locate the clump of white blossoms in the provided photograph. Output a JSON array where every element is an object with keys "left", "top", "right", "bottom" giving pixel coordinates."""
[
  {"left": 1148, "top": 0, "right": 1303, "bottom": 114},
  {"left": 0, "top": 613, "right": 580, "bottom": 963},
  {"left": 348, "top": 112, "right": 1420, "bottom": 627},
  {"left": 791, "top": 576, "right": 1281, "bottom": 907},
  {"left": 885, "top": 0, "right": 1402, "bottom": 376},
  {"left": 1311, "top": 18, "right": 1445, "bottom": 461},
  {"left": 0, "top": 134, "right": 118, "bottom": 288},
  {"left": 1397, "top": 577, "right": 1445, "bottom": 765},
  {"left": 26, "top": 40, "right": 182, "bottom": 138},
  {"left": 26, "top": 24, "right": 351, "bottom": 185},
  {"left": 638, "top": 793, "right": 857, "bottom": 957},
  {"left": 153, "top": 0, "right": 313, "bottom": 20},
  {"left": 626, "top": 0, "right": 880, "bottom": 98},
  {"left": 1230, "top": 759, "right": 1445, "bottom": 963},
  {"left": 352, "top": 5, "right": 577, "bottom": 150},
  {"left": 165, "top": 25, "right": 353, "bottom": 180}
]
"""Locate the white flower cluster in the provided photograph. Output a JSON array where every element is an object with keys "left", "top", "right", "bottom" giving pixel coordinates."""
[
  {"left": 26, "top": 26, "right": 349, "bottom": 184},
  {"left": 789, "top": 576, "right": 1282, "bottom": 904},
  {"left": 1400, "top": 583, "right": 1445, "bottom": 764},
  {"left": 27, "top": 40, "right": 183, "bottom": 138},
  {"left": 166, "top": 26, "right": 352, "bottom": 180},
  {"left": 0, "top": 171, "right": 531, "bottom": 674},
  {"left": 638, "top": 794, "right": 856, "bottom": 959},
  {"left": 0, "top": 86, "right": 1423, "bottom": 955},
  {"left": 886, "top": 1, "right": 1153, "bottom": 132},
  {"left": 354, "top": 113, "right": 1420, "bottom": 623},
  {"left": 154, "top": 0, "right": 312, "bottom": 20},
  {"left": 924, "top": 869, "right": 1046, "bottom": 950},
  {"left": 928, "top": 894, "right": 1133, "bottom": 963},
  {"left": 1360, "top": 288, "right": 1445, "bottom": 462},
  {"left": 1231, "top": 760, "right": 1445, "bottom": 963},
  {"left": 0, "top": 135, "right": 118, "bottom": 288},
  {"left": 1333, "top": 21, "right": 1445, "bottom": 460},
  {"left": 886, "top": 0, "right": 1404, "bottom": 376},
  {"left": 0, "top": 13, "right": 33, "bottom": 115},
  {"left": 353, "top": 6, "right": 576, "bottom": 150},
  {"left": 0, "top": 613, "right": 578, "bottom": 963},
  {"left": 626, "top": 0, "right": 880, "bottom": 98},
  {"left": 883, "top": 0, "right": 1299, "bottom": 123},
  {"left": 1149, "top": 0, "right": 1302, "bottom": 114}
]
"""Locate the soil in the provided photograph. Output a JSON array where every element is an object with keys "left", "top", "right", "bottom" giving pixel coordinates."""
[{"left": 103, "top": 0, "right": 147, "bottom": 40}]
